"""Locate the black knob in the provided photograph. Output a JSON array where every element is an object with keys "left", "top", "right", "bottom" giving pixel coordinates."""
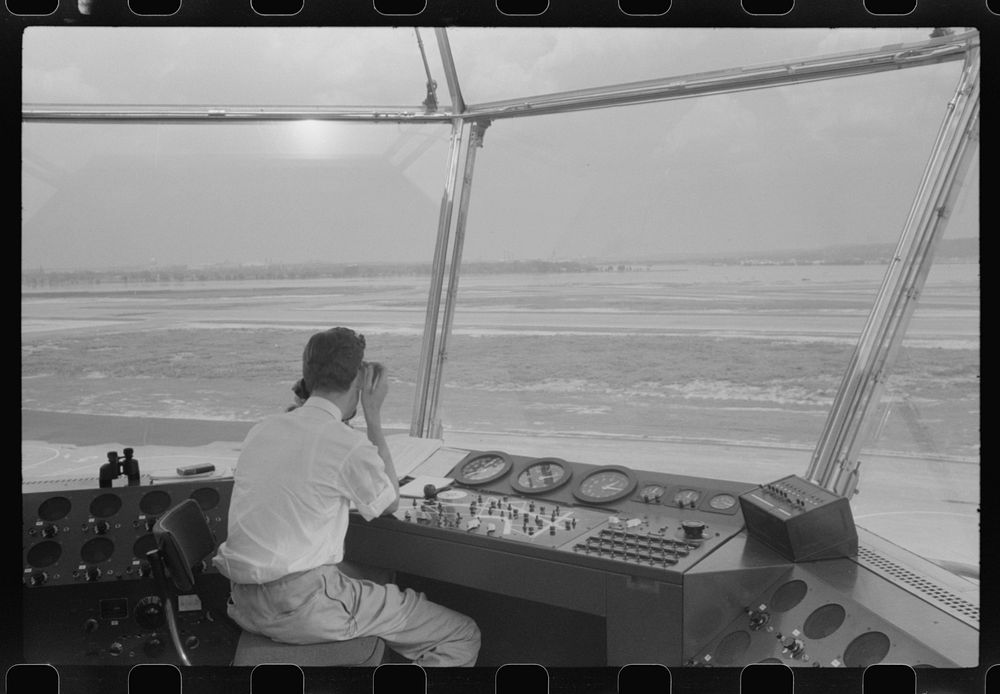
[
  {"left": 682, "top": 520, "right": 706, "bottom": 539},
  {"left": 108, "top": 641, "right": 123, "bottom": 656},
  {"left": 184, "top": 635, "right": 200, "bottom": 650},
  {"left": 423, "top": 484, "right": 438, "bottom": 500},
  {"left": 41, "top": 524, "right": 58, "bottom": 539},
  {"left": 95, "top": 521, "right": 110, "bottom": 535},
  {"left": 86, "top": 567, "right": 101, "bottom": 582},
  {"left": 30, "top": 571, "right": 48, "bottom": 587},
  {"left": 83, "top": 618, "right": 99, "bottom": 634}
]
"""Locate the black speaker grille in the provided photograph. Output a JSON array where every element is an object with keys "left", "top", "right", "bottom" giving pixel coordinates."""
[
  {"left": 803, "top": 603, "right": 846, "bottom": 639},
  {"left": 843, "top": 631, "right": 890, "bottom": 667},
  {"left": 769, "top": 579, "right": 807, "bottom": 612}
]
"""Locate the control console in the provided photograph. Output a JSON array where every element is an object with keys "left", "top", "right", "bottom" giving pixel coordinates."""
[
  {"left": 738, "top": 474, "right": 857, "bottom": 562},
  {"left": 21, "top": 476, "right": 239, "bottom": 664},
  {"left": 382, "top": 450, "right": 757, "bottom": 580}
]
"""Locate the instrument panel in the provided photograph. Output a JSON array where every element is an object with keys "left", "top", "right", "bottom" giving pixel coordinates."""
[
  {"left": 391, "top": 450, "right": 760, "bottom": 580},
  {"left": 23, "top": 480, "right": 230, "bottom": 589},
  {"left": 450, "top": 450, "right": 748, "bottom": 516}
]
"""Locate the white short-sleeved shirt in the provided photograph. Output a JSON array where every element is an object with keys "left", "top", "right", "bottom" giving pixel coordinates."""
[{"left": 213, "top": 397, "right": 397, "bottom": 585}]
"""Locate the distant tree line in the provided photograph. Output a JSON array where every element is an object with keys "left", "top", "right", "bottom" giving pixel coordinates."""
[{"left": 21, "top": 259, "right": 601, "bottom": 288}]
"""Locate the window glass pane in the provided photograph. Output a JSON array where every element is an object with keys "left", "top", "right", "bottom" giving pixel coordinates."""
[
  {"left": 853, "top": 167, "right": 979, "bottom": 577},
  {"left": 23, "top": 26, "right": 447, "bottom": 108},
  {"left": 433, "top": 54, "right": 978, "bottom": 573},
  {"left": 448, "top": 27, "right": 945, "bottom": 105},
  {"left": 22, "top": 119, "right": 452, "bottom": 429}
]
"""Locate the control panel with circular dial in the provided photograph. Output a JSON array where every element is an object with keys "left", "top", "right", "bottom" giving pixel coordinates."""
[
  {"left": 673, "top": 488, "right": 702, "bottom": 509},
  {"left": 572, "top": 466, "right": 637, "bottom": 504},
  {"left": 454, "top": 451, "right": 514, "bottom": 486},
  {"left": 707, "top": 492, "right": 737, "bottom": 511},
  {"left": 511, "top": 458, "right": 572, "bottom": 495},
  {"left": 638, "top": 484, "right": 666, "bottom": 504}
]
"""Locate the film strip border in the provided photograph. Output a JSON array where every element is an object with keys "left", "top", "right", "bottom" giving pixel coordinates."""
[
  {"left": 3, "top": 0, "right": 1000, "bottom": 21},
  {"left": 7, "top": 662, "right": 996, "bottom": 693}
]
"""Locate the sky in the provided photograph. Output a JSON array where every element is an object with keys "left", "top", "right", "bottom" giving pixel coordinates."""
[{"left": 21, "top": 27, "right": 979, "bottom": 269}]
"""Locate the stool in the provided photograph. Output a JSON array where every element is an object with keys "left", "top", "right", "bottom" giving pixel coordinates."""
[
  {"left": 233, "top": 631, "right": 386, "bottom": 666},
  {"left": 231, "top": 561, "right": 393, "bottom": 666}
]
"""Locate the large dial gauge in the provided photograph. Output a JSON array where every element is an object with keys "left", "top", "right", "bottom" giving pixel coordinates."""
[
  {"left": 454, "top": 452, "right": 513, "bottom": 486},
  {"left": 511, "top": 458, "right": 572, "bottom": 495},
  {"left": 572, "top": 466, "right": 637, "bottom": 504}
]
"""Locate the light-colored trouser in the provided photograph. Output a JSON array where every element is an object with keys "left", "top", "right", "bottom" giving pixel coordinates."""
[{"left": 227, "top": 562, "right": 481, "bottom": 667}]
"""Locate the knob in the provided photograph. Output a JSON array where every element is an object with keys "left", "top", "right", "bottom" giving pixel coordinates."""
[
  {"left": 423, "top": 484, "right": 438, "bottom": 500},
  {"left": 108, "top": 641, "right": 124, "bottom": 657},
  {"left": 184, "top": 635, "right": 200, "bottom": 650},
  {"left": 41, "top": 524, "right": 59, "bottom": 539},
  {"left": 143, "top": 637, "right": 166, "bottom": 659},
  {"left": 778, "top": 634, "right": 806, "bottom": 657},
  {"left": 135, "top": 596, "right": 165, "bottom": 629},
  {"left": 95, "top": 521, "right": 110, "bottom": 535},
  {"left": 682, "top": 520, "right": 706, "bottom": 539},
  {"left": 746, "top": 608, "right": 770, "bottom": 630},
  {"left": 86, "top": 567, "right": 101, "bottom": 582},
  {"left": 29, "top": 571, "right": 48, "bottom": 587},
  {"left": 83, "top": 618, "right": 99, "bottom": 634}
]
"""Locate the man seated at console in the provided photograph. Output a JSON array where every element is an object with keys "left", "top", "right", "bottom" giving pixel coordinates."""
[{"left": 213, "top": 327, "right": 481, "bottom": 666}]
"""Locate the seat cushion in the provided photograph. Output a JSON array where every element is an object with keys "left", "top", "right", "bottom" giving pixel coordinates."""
[{"left": 233, "top": 630, "right": 385, "bottom": 666}]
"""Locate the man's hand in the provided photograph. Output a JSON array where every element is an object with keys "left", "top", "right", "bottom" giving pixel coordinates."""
[
  {"left": 360, "top": 361, "right": 400, "bottom": 512},
  {"left": 360, "top": 362, "right": 388, "bottom": 422}
]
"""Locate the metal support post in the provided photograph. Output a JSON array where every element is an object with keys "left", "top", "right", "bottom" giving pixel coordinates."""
[
  {"left": 410, "top": 119, "right": 466, "bottom": 437},
  {"left": 426, "top": 120, "right": 492, "bottom": 438}
]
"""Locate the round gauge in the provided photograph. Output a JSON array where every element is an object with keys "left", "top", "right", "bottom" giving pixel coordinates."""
[
  {"left": 89, "top": 493, "right": 123, "bottom": 518},
  {"left": 190, "top": 487, "right": 220, "bottom": 511},
  {"left": 639, "top": 484, "right": 665, "bottom": 504},
  {"left": 708, "top": 493, "right": 737, "bottom": 511},
  {"left": 511, "top": 458, "right": 572, "bottom": 495},
  {"left": 37, "top": 496, "right": 72, "bottom": 522},
  {"left": 673, "top": 489, "right": 701, "bottom": 508},
  {"left": 454, "top": 452, "right": 513, "bottom": 486},
  {"left": 572, "top": 466, "right": 637, "bottom": 504}
]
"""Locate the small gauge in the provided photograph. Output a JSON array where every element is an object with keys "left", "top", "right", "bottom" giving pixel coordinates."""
[
  {"left": 454, "top": 451, "right": 513, "bottom": 486},
  {"left": 511, "top": 458, "right": 572, "bottom": 495},
  {"left": 638, "top": 484, "right": 665, "bottom": 504},
  {"left": 673, "top": 489, "right": 701, "bottom": 508},
  {"left": 572, "top": 466, "right": 637, "bottom": 504},
  {"left": 708, "top": 493, "right": 737, "bottom": 511}
]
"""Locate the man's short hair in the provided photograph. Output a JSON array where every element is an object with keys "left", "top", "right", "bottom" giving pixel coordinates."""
[{"left": 302, "top": 327, "right": 366, "bottom": 394}]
